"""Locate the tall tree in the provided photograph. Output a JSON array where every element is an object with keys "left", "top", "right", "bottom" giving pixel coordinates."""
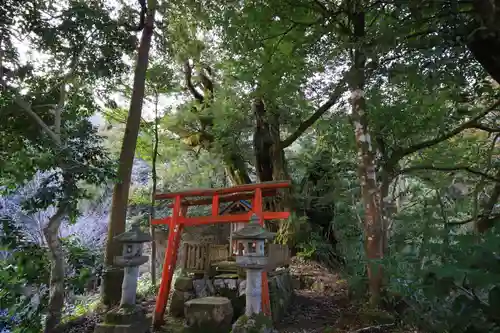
[
  {"left": 1, "top": 1, "right": 135, "bottom": 329},
  {"left": 101, "top": 0, "right": 158, "bottom": 306},
  {"left": 347, "top": 1, "right": 384, "bottom": 305}
]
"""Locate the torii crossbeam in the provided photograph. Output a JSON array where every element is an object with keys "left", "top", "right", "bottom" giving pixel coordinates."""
[{"left": 151, "top": 181, "right": 291, "bottom": 328}]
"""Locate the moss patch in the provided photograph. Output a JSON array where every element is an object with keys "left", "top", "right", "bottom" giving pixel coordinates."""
[{"left": 231, "top": 313, "right": 276, "bottom": 333}]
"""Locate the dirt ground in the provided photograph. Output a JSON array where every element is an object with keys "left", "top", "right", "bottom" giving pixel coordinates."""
[
  {"left": 277, "top": 257, "right": 416, "bottom": 333},
  {"left": 58, "top": 257, "right": 418, "bottom": 333}
]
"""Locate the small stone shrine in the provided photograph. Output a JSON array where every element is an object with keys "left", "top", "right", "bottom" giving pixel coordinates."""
[{"left": 94, "top": 223, "right": 152, "bottom": 333}]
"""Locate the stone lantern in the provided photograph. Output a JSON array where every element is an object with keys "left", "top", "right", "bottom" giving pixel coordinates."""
[
  {"left": 94, "top": 223, "right": 152, "bottom": 333},
  {"left": 232, "top": 214, "right": 275, "bottom": 316},
  {"left": 114, "top": 222, "right": 152, "bottom": 307}
]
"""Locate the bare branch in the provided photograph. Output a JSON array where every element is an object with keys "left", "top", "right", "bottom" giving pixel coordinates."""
[
  {"left": 472, "top": 122, "right": 500, "bottom": 132},
  {"left": 0, "top": 82, "right": 61, "bottom": 144},
  {"left": 1, "top": 58, "right": 80, "bottom": 145},
  {"left": 398, "top": 165, "right": 500, "bottom": 183},
  {"left": 447, "top": 213, "right": 500, "bottom": 226},
  {"left": 258, "top": 23, "right": 298, "bottom": 42},
  {"left": 281, "top": 75, "right": 347, "bottom": 148},
  {"left": 183, "top": 60, "right": 204, "bottom": 103},
  {"left": 390, "top": 98, "right": 500, "bottom": 163},
  {"left": 349, "top": 323, "right": 395, "bottom": 333}
]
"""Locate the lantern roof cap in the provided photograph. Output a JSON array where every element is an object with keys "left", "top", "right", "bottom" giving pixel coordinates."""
[
  {"left": 232, "top": 215, "right": 275, "bottom": 240},
  {"left": 114, "top": 223, "right": 152, "bottom": 243}
]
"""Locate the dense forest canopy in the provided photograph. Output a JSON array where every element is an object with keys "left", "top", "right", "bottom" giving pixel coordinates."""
[{"left": 1, "top": 0, "right": 500, "bottom": 332}]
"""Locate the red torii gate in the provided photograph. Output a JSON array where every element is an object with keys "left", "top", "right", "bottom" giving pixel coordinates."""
[{"left": 151, "top": 181, "right": 291, "bottom": 328}]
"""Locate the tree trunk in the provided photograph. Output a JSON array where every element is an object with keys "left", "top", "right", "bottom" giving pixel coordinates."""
[
  {"left": 252, "top": 98, "right": 291, "bottom": 187},
  {"left": 253, "top": 98, "right": 274, "bottom": 184},
  {"left": 252, "top": 97, "right": 294, "bottom": 238},
  {"left": 349, "top": 7, "right": 384, "bottom": 306},
  {"left": 476, "top": 169, "right": 500, "bottom": 232},
  {"left": 223, "top": 151, "right": 252, "bottom": 185},
  {"left": 149, "top": 94, "right": 160, "bottom": 288},
  {"left": 379, "top": 169, "right": 392, "bottom": 254},
  {"left": 43, "top": 206, "right": 67, "bottom": 333},
  {"left": 101, "top": 0, "right": 156, "bottom": 307},
  {"left": 467, "top": 0, "right": 500, "bottom": 83}
]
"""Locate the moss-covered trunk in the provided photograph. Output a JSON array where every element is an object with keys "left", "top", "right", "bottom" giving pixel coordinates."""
[
  {"left": 252, "top": 97, "right": 293, "bottom": 238},
  {"left": 223, "top": 151, "right": 252, "bottom": 185}
]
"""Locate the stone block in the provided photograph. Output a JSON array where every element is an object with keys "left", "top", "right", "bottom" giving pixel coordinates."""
[
  {"left": 174, "top": 276, "right": 194, "bottom": 292},
  {"left": 184, "top": 296, "right": 233, "bottom": 333},
  {"left": 213, "top": 275, "right": 244, "bottom": 320},
  {"left": 94, "top": 322, "right": 149, "bottom": 333},
  {"left": 169, "top": 290, "right": 196, "bottom": 317},
  {"left": 268, "top": 270, "right": 294, "bottom": 323},
  {"left": 103, "top": 306, "right": 146, "bottom": 325},
  {"left": 94, "top": 306, "right": 150, "bottom": 333},
  {"left": 231, "top": 313, "right": 277, "bottom": 333},
  {"left": 193, "top": 278, "right": 214, "bottom": 298}
]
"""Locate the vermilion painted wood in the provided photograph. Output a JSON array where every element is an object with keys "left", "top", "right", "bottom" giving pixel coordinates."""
[
  {"left": 254, "top": 188, "right": 263, "bottom": 224},
  {"left": 212, "top": 194, "right": 219, "bottom": 216},
  {"left": 165, "top": 190, "right": 278, "bottom": 208},
  {"left": 254, "top": 188, "right": 271, "bottom": 316},
  {"left": 154, "top": 180, "right": 291, "bottom": 200},
  {"left": 153, "top": 196, "right": 182, "bottom": 328},
  {"left": 151, "top": 211, "right": 290, "bottom": 226},
  {"left": 262, "top": 272, "right": 271, "bottom": 316},
  {"left": 152, "top": 182, "right": 291, "bottom": 328}
]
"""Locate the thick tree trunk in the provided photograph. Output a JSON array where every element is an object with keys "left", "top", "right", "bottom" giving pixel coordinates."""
[
  {"left": 467, "top": 0, "right": 500, "bottom": 83},
  {"left": 43, "top": 206, "right": 67, "bottom": 333},
  {"left": 252, "top": 97, "right": 294, "bottom": 239},
  {"left": 253, "top": 98, "right": 275, "bottom": 183},
  {"left": 349, "top": 8, "right": 384, "bottom": 306},
  {"left": 101, "top": 0, "right": 156, "bottom": 307}
]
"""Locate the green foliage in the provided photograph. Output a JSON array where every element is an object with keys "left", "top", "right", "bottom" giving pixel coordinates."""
[
  {"left": 0, "top": 218, "right": 50, "bottom": 333},
  {"left": 61, "top": 236, "right": 103, "bottom": 295},
  {"left": 0, "top": 218, "right": 102, "bottom": 332},
  {"left": 3, "top": 1, "right": 500, "bottom": 332}
]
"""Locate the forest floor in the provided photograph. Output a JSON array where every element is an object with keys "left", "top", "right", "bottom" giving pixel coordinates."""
[
  {"left": 275, "top": 258, "right": 416, "bottom": 333},
  {"left": 57, "top": 258, "right": 419, "bottom": 333}
]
